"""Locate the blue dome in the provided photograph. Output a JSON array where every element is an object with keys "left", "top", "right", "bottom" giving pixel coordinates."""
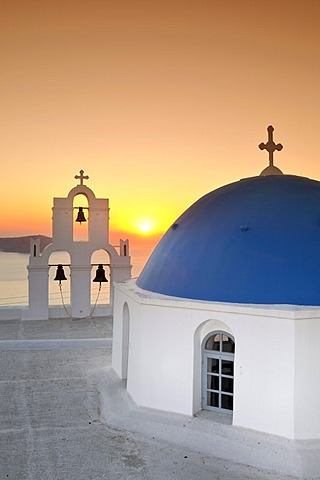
[{"left": 137, "top": 175, "right": 320, "bottom": 305}]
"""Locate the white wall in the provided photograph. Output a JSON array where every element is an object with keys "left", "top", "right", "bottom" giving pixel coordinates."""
[
  {"left": 231, "top": 314, "right": 295, "bottom": 438},
  {"left": 127, "top": 303, "right": 195, "bottom": 415},
  {"left": 0, "top": 307, "right": 23, "bottom": 321},
  {"left": 112, "top": 281, "right": 320, "bottom": 439},
  {"left": 294, "top": 318, "right": 320, "bottom": 439}
]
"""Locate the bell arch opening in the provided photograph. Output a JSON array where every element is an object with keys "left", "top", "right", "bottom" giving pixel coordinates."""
[
  {"left": 91, "top": 249, "right": 111, "bottom": 305},
  {"left": 48, "top": 251, "right": 71, "bottom": 306},
  {"left": 73, "top": 193, "right": 89, "bottom": 242}
]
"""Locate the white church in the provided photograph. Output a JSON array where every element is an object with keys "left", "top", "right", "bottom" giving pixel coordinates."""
[{"left": 112, "top": 126, "right": 320, "bottom": 441}]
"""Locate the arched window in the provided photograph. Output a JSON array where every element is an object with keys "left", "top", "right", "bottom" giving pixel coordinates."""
[{"left": 202, "top": 331, "right": 235, "bottom": 414}]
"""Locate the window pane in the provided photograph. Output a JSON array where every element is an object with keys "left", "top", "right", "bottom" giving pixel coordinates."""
[
  {"left": 221, "top": 394, "right": 233, "bottom": 410},
  {"left": 205, "top": 334, "right": 220, "bottom": 351},
  {"left": 207, "top": 375, "right": 219, "bottom": 391},
  {"left": 222, "top": 334, "right": 235, "bottom": 353},
  {"left": 207, "top": 358, "right": 219, "bottom": 373},
  {"left": 221, "top": 360, "right": 234, "bottom": 376},
  {"left": 221, "top": 377, "right": 233, "bottom": 393},
  {"left": 207, "top": 392, "right": 219, "bottom": 407}
]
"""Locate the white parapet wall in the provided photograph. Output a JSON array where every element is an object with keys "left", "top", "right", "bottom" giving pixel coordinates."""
[
  {"left": 0, "top": 307, "right": 24, "bottom": 321},
  {"left": 0, "top": 305, "right": 112, "bottom": 321}
]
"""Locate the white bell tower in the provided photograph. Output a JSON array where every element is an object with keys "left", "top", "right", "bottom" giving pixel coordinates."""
[{"left": 25, "top": 170, "right": 132, "bottom": 320}]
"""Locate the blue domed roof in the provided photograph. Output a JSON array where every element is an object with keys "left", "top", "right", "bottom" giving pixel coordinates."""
[{"left": 137, "top": 175, "right": 320, "bottom": 305}]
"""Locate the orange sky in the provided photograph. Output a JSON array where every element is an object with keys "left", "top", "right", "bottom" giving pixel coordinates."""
[{"left": 1, "top": 0, "right": 320, "bottom": 239}]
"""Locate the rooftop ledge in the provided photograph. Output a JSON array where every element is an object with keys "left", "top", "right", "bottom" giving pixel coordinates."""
[{"left": 115, "top": 279, "right": 320, "bottom": 321}]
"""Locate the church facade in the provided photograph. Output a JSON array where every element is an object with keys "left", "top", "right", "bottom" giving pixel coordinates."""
[
  {"left": 113, "top": 280, "right": 320, "bottom": 440},
  {"left": 112, "top": 128, "right": 320, "bottom": 441}
]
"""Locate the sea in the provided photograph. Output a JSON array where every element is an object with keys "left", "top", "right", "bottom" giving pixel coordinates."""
[{"left": 0, "top": 242, "right": 154, "bottom": 308}]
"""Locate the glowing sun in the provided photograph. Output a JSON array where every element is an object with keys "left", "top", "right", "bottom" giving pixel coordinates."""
[{"left": 136, "top": 219, "right": 155, "bottom": 235}]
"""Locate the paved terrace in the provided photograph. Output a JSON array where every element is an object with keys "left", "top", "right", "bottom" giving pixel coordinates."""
[{"left": 0, "top": 317, "right": 314, "bottom": 479}]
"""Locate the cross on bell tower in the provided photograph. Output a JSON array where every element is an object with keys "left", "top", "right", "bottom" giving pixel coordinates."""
[
  {"left": 75, "top": 169, "right": 89, "bottom": 185},
  {"left": 259, "top": 125, "right": 284, "bottom": 176}
]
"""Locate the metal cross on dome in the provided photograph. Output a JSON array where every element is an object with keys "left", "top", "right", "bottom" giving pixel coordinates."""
[
  {"left": 259, "top": 125, "right": 283, "bottom": 167},
  {"left": 75, "top": 170, "right": 89, "bottom": 186}
]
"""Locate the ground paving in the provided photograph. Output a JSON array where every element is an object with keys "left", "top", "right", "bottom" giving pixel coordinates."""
[{"left": 0, "top": 317, "right": 303, "bottom": 479}]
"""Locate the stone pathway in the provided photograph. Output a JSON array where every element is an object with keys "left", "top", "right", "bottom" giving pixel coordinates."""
[{"left": 0, "top": 318, "right": 299, "bottom": 479}]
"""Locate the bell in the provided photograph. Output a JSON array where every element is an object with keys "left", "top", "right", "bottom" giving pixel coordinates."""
[
  {"left": 75, "top": 207, "right": 87, "bottom": 223},
  {"left": 93, "top": 264, "right": 108, "bottom": 284},
  {"left": 54, "top": 264, "right": 67, "bottom": 283}
]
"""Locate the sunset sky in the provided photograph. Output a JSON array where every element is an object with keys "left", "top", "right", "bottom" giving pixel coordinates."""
[{"left": 1, "top": 0, "right": 320, "bottom": 241}]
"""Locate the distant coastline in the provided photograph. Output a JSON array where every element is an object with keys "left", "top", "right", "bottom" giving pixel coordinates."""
[{"left": 0, "top": 236, "right": 52, "bottom": 254}]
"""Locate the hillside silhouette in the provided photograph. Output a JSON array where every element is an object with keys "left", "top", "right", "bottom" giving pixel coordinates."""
[{"left": 0, "top": 235, "right": 52, "bottom": 254}]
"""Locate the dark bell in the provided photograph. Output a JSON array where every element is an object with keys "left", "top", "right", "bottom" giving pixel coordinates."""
[
  {"left": 54, "top": 264, "right": 67, "bottom": 283},
  {"left": 93, "top": 264, "right": 108, "bottom": 284},
  {"left": 75, "top": 207, "right": 86, "bottom": 223}
]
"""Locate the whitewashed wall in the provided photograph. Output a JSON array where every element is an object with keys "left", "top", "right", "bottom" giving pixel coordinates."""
[{"left": 112, "top": 280, "right": 320, "bottom": 440}]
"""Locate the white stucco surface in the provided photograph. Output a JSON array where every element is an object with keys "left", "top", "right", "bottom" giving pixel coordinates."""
[
  {"left": 0, "top": 315, "right": 314, "bottom": 479},
  {"left": 112, "top": 280, "right": 320, "bottom": 441}
]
